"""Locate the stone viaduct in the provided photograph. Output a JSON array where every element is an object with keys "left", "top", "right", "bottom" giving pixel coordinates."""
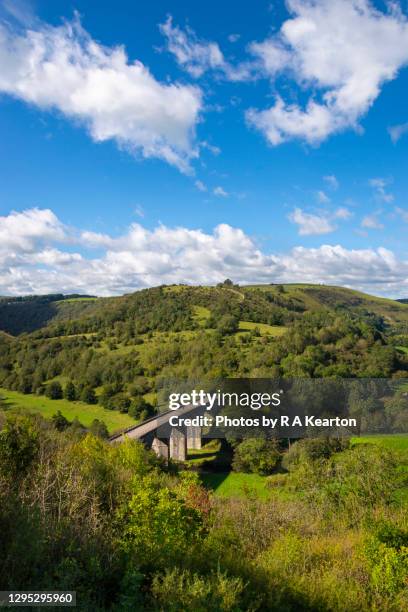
[{"left": 109, "top": 404, "right": 206, "bottom": 461}]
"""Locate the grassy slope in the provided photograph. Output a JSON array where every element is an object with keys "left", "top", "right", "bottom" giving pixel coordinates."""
[
  {"left": 0, "top": 388, "right": 135, "bottom": 433},
  {"left": 202, "top": 434, "right": 408, "bottom": 500},
  {"left": 244, "top": 284, "right": 408, "bottom": 325}
]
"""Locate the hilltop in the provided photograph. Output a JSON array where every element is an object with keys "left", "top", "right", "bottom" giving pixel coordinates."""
[{"left": 1, "top": 283, "right": 408, "bottom": 336}]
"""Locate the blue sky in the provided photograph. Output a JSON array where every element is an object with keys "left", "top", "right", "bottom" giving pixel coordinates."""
[{"left": 1, "top": 0, "right": 408, "bottom": 296}]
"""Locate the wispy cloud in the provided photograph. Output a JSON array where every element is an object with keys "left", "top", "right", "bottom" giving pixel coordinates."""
[
  {"left": 213, "top": 186, "right": 229, "bottom": 197},
  {"left": 159, "top": 16, "right": 255, "bottom": 81},
  {"left": 195, "top": 180, "right": 207, "bottom": 192},
  {"left": 316, "top": 190, "right": 330, "bottom": 204},
  {"left": 388, "top": 122, "right": 408, "bottom": 143},
  {"left": 369, "top": 178, "right": 394, "bottom": 203},
  {"left": 323, "top": 175, "right": 339, "bottom": 190},
  {"left": 361, "top": 213, "right": 384, "bottom": 230}
]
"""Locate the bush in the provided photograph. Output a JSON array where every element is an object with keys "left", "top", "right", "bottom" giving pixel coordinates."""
[
  {"left": 232, "top": 438, "right": 280, "bottom": 475},
  {"left": 282, "top": 437, "right": 349, "bottom": 471},
  {"left": 80, "top": 386, "right": 97, "bottom": 405},
  {"left": 150, "top": 568, "right": 245, "bottom": 612},
  {"left": 52, "top": 410, "right": 70, "bottom": 432},
  {"left": 216, "top": 315, "right": 239, "bottom": 336},
  {"left": 64, "top": 381, "right": 77, "bottom": 401},
  {"left": 45, "top": 381, "right": 63, "bottom": 400}
]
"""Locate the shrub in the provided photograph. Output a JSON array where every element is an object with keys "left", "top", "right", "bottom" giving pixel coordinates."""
[
  {"left": 45, "top": 381, "right": 63, "bottom": 400},
  {"left": 150, "top": 568, "right": 245, "bottom": 612},
  {"left": 232, "top": 438, "right": 280, "bottom": 475}
]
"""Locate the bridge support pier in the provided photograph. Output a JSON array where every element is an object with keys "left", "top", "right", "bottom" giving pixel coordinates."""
[
  {"left": 151, "top": 437, "right": 169, "bottom": 460},
  {"left": 169, "top": 428, "right": 187, "bottom": 461},
  {"left": 186, "top": 425, "right": 202, "bottom": 450}
]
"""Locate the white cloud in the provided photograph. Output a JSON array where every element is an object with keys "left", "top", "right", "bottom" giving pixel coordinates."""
[
  {"left": 288, "top": 208, "right": 335, "bottom": 236},
  {"left": 195, "top": 180, "right": 207, "bottom": 192},
  {"left": 334, "top": 207, "right": 352, "bottom": 220},
  {"left": 323, "top": 175, "right": 339, "bottom": 190},
  {"left": 388, "top": 122, "right": 408, "bottom": 143},
  {"left": 1, "top": 207, "right": 408, "bottom": 297},
  {"left": 200, "top": 141, "right": 221, "bottom": 156},
  {"left": 228, "top": 34, "right": 241, "bottom": 43},
  {"left": 159, "top": 16, "right": 254, "bottom": 81},
  {"left": 317, "top": 190, "right": 330, "bottom": 204},
  {"left": 0, "top": 15, "right": 202, "bottom": 173},
  {"left": 0, "top": 208, "right": 65, "bottom": 254},
  {"left": 361, "top": 214, "right": 384, "bottom": 229},
  {"left": 247, "top": 0, "right": 408, "bottom": 145},
  {"left": 369, "top": 178, "right": 394, "bottom": 203},
  {"left": 213, "top": 186, "right": 229, "bottom": 197}
]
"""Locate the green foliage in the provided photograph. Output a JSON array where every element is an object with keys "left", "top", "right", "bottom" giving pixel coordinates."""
[
  {"left": 0, "top": 416, "right": 38, "bottom": 480},
  {"left": 45, "top": 381, "right": 63, "bottom": 400},
  {"left": 232, "top": 438, "right": 280, "bottom": 475},
  {"left": 80, "top": 386, "right": 97, "bottom": 405},
  {"left": 150, "top": 568, "right": 245, "bottom": 612},
  {"left": 52, "top": 410, "right": 70, "bottom": 431},
  {"left": 64, "top": 381, "right": 77, "bottom": 401},
  {"left": 216, "top": 314, "right": 239, "bottom": 336},
  {"left": 118, "top": 473, "right": 203, "bottom": 567}
]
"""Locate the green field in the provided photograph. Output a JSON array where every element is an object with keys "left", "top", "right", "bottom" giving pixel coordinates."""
[
  {"left": 352, "top": 433, "right": 408, "bottom": 454},
  {"left": 0, "top": 388, "right": 135, "bottom": 433},
  {"left": 201, "top": 471, "right": 273, "bottom": 500}
]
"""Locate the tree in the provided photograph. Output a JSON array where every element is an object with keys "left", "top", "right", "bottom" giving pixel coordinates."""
[
  {"left": 64, "top": 381, "right": 77, "bottom": 402},
  {"left": 80, "top": 386, "right": 97, "bottom": 405},
  {"left": 89, "top": 419, "right": 109, "bottom": 439},
  {"left": 216, "top": 315, "right": 239, "bottom": 336},
  {"left": 45, "top": 381, "right": 63, "bottom": 400},
  {"left": 232, "top": 438, "right": 280, "bottom": 475},
  {"left": 52, "top": 410, "right": 70, "bottom": 432},
  {"left": 129, "top": 397, "right": 155, "bottom": 420}
]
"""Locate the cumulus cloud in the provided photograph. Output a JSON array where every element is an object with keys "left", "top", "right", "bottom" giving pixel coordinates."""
[
  {"left": 289, "top": 208, "right": 335, "bottom": 235},
  {"left": 0, "top": 14, "right": 202, "bottom": 173},
  {"left": 1, "top": 207, "right": 408, "bottom": 297},
  {"left": 159, "top": 16, "right": 254, "bottom": 81},
  {"left": 247, "top": 0, "right": 408, "bottom": 145}
]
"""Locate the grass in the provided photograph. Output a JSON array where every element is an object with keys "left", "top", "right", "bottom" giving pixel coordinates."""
[
  {"left": 56, "top": 297, "right": 98, "bottom": 303},
  {"left": 352, "top": 433, "right": 408, "bottom": 453},
  {"left": 201, "top": 471, "right": 273, "bottom": 500},
  {"left": 0, "top": 387, "right": 135, "bottom": 434},
  {"left": 238, "top": 321, "right": 287, "bottom": 336},
  {"left": 192, "top": 305, "right": 211, "bottom": 325}
]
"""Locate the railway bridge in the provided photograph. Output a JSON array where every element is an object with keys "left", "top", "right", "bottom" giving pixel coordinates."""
[{"left": 109, "top": 404, "right": 206, "bottom": 461}]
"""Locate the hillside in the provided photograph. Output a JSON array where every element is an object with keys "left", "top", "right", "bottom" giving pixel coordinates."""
[
  {"left": 2, "top": 283, "right": 408, "bottom": 336},
  {"left": 0, "top": 282, "right": 407, "bottom": 433}
]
